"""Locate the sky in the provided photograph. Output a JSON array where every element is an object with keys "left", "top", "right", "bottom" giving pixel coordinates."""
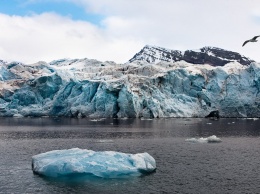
[{"left": 0, "top": 0, "right": 260, "bottom": 63}]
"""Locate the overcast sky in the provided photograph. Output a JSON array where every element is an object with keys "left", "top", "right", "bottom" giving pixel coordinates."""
[{"left": 0, "top": 0, "right": 260, "bottom": 63}]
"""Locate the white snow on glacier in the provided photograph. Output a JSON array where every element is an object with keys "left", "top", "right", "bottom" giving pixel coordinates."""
[
  {"left": 0, "top": 46, "right": 260, "bottom": 118},
  {"left": 32, "top": 148, "right": 156, "bottom": 178}
]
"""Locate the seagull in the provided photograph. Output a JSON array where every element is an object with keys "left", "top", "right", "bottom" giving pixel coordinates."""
[{"left": 242, "top": 35, "right": 260, "bottom": 47}]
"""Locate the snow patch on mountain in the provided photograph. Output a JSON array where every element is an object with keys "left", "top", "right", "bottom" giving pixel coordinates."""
[{"left": 129, "top": 45, "right": 254, "bottom": 66}]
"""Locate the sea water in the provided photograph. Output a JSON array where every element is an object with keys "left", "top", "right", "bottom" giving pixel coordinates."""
[{"left": 0, "top": 117, "right": 260, "bottom": 194}]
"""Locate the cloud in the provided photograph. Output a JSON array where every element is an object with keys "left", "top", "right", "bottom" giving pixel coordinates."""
[
  {"left": 1, "top": 0, "right": 260, "bottom": 63},
  {"left": 0, "top": 12, "right": 144, "bottom": 63},
  {"left": 72, "top": 0, "right": 260, "bottom": 60}
]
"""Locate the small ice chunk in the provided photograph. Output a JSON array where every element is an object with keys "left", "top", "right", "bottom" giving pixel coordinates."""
[
  {"left": 119, "top": 117, "right": 128, "bottom": 120},
  {"left": 13, "top": 114, "right": 24, "bottom": 118},
  {"left": 90, "top": 118, "right": 105, "bottom": 122},
  {"left": 141, "top": 118, "right": 153, "bottom": 120},
  {"left": 32, "top": 148, "right": 156, "bottom": 178},
  {"left": 185, "top": 135, "right": 221, "bottom": 143},
  {"left": 95, "top": 139, "right": 114, "bottom": 143},
  {"left": 247, "top": 118, "right": 259, "bottom": 121}
]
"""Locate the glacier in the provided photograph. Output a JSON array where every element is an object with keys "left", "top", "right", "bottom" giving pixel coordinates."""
[
  {"left": 0, "top": 46, "right": 260, "bottom": 118},
  {"left": 32, "top": 148, "right": 156, "bottom": 178}
]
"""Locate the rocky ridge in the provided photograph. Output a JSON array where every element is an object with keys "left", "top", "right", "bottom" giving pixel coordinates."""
[{"left": 129, "top": 45, "right": 254, "bottom": 66}]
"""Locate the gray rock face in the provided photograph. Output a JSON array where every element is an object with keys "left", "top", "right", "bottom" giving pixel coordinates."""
[
  {"left": 129, "top": 45, "right": 254, "bottom": 66},
  {"left": 0, "top": 46, "right": 259, "bottom": 118}
]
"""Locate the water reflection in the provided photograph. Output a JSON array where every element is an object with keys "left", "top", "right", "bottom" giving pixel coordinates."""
[{"left": 0, "top": 117, "right": 259, "bottom": 140}]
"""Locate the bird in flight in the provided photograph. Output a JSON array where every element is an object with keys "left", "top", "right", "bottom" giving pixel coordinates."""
[{"left": 242, "top": 35, "right": 260, "bottom": 47}]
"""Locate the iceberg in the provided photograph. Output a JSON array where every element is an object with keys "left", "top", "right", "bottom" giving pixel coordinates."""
[
  {"left": 32, "top": 148, "right": 156, "bottom": 178},
  {"left": 185, "top": 135, "right": 222, "bottom": 143}
]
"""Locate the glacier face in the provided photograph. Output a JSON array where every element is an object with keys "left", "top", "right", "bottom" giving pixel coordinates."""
[
  {"left": 32, "top": 148, "right": 156, "bottom": 178},
  {"left": 0, "top": 46, "right": 260, "bottom": 118}
]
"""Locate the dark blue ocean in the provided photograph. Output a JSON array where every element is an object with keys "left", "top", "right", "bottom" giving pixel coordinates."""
[{"left": 0, "top": 117, "right": 260, "bottom": 194}]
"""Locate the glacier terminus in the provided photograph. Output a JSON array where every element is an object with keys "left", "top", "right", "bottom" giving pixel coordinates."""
[{"left": 0, "top": 46, "right": 259, "bottom": 118}]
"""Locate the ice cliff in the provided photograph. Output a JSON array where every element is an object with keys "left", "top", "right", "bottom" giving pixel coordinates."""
[{"left": 0, "top": 46, "right": 259, "bottom": 118}]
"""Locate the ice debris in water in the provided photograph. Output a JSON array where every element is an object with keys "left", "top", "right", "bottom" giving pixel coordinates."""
[
  {"left": 90, "top": 118, "right": 106, "bottom": 122},
  {"left": 185, "top": 135, "right": 221, "bottom": 143},
  {"left": 95, "top": 139, "right": 114, "bottom": 143},
  {"left": 246, "top": 118, "right": 259, "bottom": 121},
  {"left": 32, "top": 148, "right": 156, "bottom": 178}
]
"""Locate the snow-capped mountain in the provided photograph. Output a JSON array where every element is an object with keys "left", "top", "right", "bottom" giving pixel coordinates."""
[
  {"left": 0, "top": 46, "right": 259, "bottom": 118},
  {"left": 129, "top": 45, "right": 254, "bottom": 66}
]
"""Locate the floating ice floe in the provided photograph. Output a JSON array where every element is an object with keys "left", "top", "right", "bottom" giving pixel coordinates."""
[
  {"left": 32, "top": 148, "right": 156, "bottom": 178},
  {"left": 95, "top": 139, "right": 114, "bottom": 143},
  {"left": 141, "top": 118, "right": 153, "bottom": 120},
  {"left": 185, "top": 135, "right": 221, "bottom": 143},
  {"left": 13, "top": 114, "right": 24, "bottom": 118},
  {"left": 246, "top": 118, "right": 259, "bottom": 121},
  {"left": 90, "top": 118, "right": 106, "bottom": 122}
]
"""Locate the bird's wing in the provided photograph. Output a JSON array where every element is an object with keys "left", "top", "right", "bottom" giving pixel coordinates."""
[
  {"left": 252, "top": 35, "right": 260, "bottom": 40},
  {"left": 242, "top": 40, "right": 249, "bottom": 47}
]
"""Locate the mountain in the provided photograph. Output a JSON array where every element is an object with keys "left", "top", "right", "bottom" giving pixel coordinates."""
[
  {"left": 129, "top": 45, "right": 254, "bottom": 66},
  {"left": 0, "top": 46, "right": 259, "bottom": 118}
]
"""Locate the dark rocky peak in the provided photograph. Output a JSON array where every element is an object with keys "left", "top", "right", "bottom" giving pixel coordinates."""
[
  {"left": 129, "top": 45, "right": 254, "bottom": 66},
  {"left": 129, "top": 45, "right": 183, "bottom": 64}
]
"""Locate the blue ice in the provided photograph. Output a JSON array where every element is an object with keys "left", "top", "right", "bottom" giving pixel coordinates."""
[{"left": 32, "top": 148, "right": 156, "bottom": 178}]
